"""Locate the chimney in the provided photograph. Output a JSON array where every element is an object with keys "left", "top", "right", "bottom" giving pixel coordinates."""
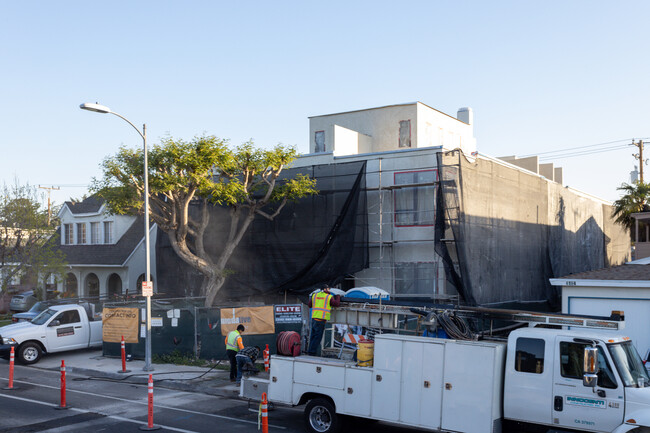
[{"left": 457, "top": 107, "right": 473, "bottom": 125}]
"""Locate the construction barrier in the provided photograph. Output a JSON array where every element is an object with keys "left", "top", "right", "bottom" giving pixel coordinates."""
[
  {"left": 56, "top": 360, "right": 68, "bottom": 410},
  {"left": 118, "top": 335, "right": 131, "bottom": 373},
  {"left": 261, "top": 392, "right": 269, "bottom": 433},
  {"left": 3, "top": 347, "right": 15, "bottom": 390},
  {"left": 263, "top": 344, "right": 270, "bottom": 372},
  {"left": 139, "top": 374, "right": 161, "bottom": 431}
]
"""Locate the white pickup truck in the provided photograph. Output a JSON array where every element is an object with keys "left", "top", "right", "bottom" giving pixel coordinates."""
[
  {"left": 244, "top": 310, "right": 650, "bottom": 433},
  {"left": 0, "top": 304, "right": 102, "bottom": 365}
]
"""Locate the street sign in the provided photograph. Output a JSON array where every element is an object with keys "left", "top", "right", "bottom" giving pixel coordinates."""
[{"left": 142, "top": 281, "right": 153, "bottom": 297}]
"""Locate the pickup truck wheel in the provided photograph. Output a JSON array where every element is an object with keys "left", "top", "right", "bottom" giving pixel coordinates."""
[
  {"left": 304, "top": 398, "right": 342, "bottom": 433},
  {"left": 18, "top": 342, "right": 42, "bottom": 365}
]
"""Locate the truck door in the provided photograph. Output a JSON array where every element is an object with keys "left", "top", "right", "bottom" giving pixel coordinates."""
[
  {"left": 552, "top": 338, "right": 624, "bottom": 432},
  {"left": 45, "top": 309, "right": 87, "bottom": 351}
]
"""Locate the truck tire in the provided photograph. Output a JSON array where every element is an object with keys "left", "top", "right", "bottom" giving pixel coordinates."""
[
  {"left": 304, "top": 398, "right": 342, "bottom": 433},
  {"left": 18, "top": 342, "right": 42, "bottom": 365}
]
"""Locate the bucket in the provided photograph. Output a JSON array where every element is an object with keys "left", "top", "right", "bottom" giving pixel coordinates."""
[{"left": 357, "top": 339, "right": 374, "bottom": 367}]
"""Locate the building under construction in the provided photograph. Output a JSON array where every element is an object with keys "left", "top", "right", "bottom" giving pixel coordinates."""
[{"left": 156, "top": 102, "right": 630, "bottom": 310}]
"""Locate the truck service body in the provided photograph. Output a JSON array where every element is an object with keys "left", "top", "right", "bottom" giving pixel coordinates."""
[
  {"left": 243, "top": 304, "right": 650, "bottom": 433},
  {"left": 0, "top": 304, "right": 102, "bottom": 364}
]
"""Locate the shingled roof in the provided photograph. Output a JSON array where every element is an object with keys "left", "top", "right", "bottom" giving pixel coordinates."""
[
  {"left": 52, "top": 217, "right": 145, "bottom": 265},
  {"left": 561, "top": 264, "right": 650, "bottom": 281},
  {"left": 63, "top": 195, "right": 104, "bottom": 214}
]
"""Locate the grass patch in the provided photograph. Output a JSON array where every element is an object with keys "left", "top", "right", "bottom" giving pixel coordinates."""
[
  {"left": 0, "top": 314, "right": 12, "bottom": 328},
  {"left": 152, "top": 349, "right": 221, "bottom": 367}
]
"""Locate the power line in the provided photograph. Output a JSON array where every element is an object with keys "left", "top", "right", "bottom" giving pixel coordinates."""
[
  {"left": 539, "top": 144, "right": 631, "bottom": 161},
  {"left": 521, "top": 137, "right": 650, "bottom": 159}
]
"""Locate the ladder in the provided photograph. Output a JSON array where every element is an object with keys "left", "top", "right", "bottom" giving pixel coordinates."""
[{"left": 331, "top": 301, "right": 625, "bottom": 332}]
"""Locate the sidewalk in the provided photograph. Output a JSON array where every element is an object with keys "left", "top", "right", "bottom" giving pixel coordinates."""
[{"left": 28, "top": 348, "right": 250, "bottom": 399}]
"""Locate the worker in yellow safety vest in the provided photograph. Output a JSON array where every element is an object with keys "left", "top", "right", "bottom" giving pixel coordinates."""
[
  {"left": 225, "top": 324, "right": 245, "bottom": 382},
  {"left": 307, "top": 284, "right": 340, "bottom": 356}
]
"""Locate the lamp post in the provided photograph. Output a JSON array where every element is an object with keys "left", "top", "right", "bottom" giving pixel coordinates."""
[{"left": 80, "top": 102, "right": 154, "bottom": 371}]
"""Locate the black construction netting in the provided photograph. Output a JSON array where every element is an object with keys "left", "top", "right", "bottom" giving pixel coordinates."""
[
  {"left": 156, "top": 161, "right": 368, "bottom": 300},
  {"left": 435, "top": 151, "right": 629, "bottom": 309}
]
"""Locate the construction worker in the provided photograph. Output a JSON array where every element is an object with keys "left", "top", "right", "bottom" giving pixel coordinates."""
[
  {"left": 225, "top": 324, "right": 245, "bottom": 382},
  {"left": 235, "top": 345, "right": 261, "bottom": 385},
  {"left": 307, "top": 284, "right": 340, "bottom": 356}
]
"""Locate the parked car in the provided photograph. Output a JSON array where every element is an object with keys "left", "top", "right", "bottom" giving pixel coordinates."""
[
  {"left": 0, "top": 304, "right": 103, "bottom": 364},
  {"left": 12, "top": 301, "right": 50, "bottom": 322},
  {"left": 9, "top": 291, "right": 37, "bottom": 312}
]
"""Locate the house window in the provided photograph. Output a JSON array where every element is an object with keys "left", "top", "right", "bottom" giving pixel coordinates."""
[
  {"left": 399, "top": 120, "right": 411, "bottom": 148},
  {"left": 394, "top": 170, "right": 437, "bottom": 226},
  {"left": 394, "top": 262, "right": 437, "bottom": 295},
  {"left": 104, "top": 221, "right": 113, "bottom": 244},
  {"left": 64, "top": 224, "right": 74, "bottom": 245},
  {"left": 76, "top": 223, "right": 86, "bottom": 244},
  {"left": 315, "top": 131, "right": 325, "bottom": 153},
  {"left": 515, "top": 338, "right": 545, "bottom": 374},
  {"left": 91, "top": 222, "right": 101, "bottom": 244}
]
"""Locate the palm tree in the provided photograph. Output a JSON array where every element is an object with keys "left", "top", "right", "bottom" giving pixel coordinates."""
[{"left": 612, "top": 182, "right": 650, "bottom": 231}]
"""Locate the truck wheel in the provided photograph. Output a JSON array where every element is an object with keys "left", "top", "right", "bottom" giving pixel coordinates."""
[
  {"left": 304, "top": 398, "right": 342, "bottom": 433},
  {"left": 18, "top": 342, "right": 42, "bottom": 365}
]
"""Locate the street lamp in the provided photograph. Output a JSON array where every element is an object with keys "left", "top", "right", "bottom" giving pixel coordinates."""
[{"left": 80, "top": 102, "right": 154, "bottom": 372}]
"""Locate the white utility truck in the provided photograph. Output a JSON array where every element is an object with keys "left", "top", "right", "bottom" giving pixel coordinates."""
[
  {"left": 0, "top": 304, "right": 102, "bottom": 364},
  {"left": 243, "top": 304, "right": 650, "bottom": 433}
]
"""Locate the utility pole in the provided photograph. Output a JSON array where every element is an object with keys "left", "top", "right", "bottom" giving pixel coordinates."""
[
  {"left": 38, "top": 185, "right": 60, "bottom": 226},
  {"left": 633, "top": 139, "right": 646, "bottom": 183}
]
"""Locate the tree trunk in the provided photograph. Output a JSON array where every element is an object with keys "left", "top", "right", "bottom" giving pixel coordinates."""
[{"left": 204, "top": 274, "right": 226, "bottom": 307}]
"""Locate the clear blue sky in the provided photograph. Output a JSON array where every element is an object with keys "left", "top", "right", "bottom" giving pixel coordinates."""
[{"left": 1, "top": 1, "right": 648, "bottom": 206}]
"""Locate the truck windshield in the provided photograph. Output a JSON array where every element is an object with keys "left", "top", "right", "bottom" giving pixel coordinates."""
[
  {"left": 32, "top": 309, "right": 57, "bottom": 325},
  {"left": 608, "top": 341, "right": 650, "bottom": 387}
]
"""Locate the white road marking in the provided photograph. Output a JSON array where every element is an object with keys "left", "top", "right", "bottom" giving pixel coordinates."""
[
  {"left": 0, "top": 376, "right": 286, "bottom": 429},
  {"left": 0, "top": 392, "right": 198, "bottom": 433}
]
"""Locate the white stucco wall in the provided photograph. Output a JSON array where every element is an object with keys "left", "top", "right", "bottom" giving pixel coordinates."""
[
  {"left": 309, "top": 104, "right": 418, "bottom": 154},
  {"left": 308, "top": 102, "right": 476, "bottom": 157}
]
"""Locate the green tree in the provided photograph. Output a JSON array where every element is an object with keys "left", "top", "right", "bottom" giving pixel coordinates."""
[
  {"left": 92, "top": 135, "right": 318, "bottom": 306},
  {"left": 0, "top": 181, "right": 66, "bottom": 296},
  {"left": 612, "top": 182, "right": 650, "bottom": 231}
]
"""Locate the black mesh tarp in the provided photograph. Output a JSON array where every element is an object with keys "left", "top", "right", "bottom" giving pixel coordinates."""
[
  {"left": 435, "top": 151, "right": 630, "bottom": 309},
  {"left": 156, "top": 161, "right": 368, "bottom": 300}
]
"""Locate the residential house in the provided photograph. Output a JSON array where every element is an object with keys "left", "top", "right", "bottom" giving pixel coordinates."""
[{"left": 54, "top": 196, "right": 157, "bottom": 300}]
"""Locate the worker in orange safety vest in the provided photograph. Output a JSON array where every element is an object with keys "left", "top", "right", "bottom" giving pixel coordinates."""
[
  {"left": 225, "top": 324, "right": 245, "bottom": 382},
  {"left": 307, "top": 284, "right": 340, "bottom": 356}
]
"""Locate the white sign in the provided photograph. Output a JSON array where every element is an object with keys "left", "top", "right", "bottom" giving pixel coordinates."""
[
  {"left": 151, "top": 317, "right": 163, "bottom": 327},
  {"left": 142, "top": 281, "right": 153, "bottom": 296}
]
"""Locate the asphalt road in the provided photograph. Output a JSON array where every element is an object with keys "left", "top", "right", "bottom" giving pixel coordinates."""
[{"left": 0, "top": 364, "right": 429, "bottom": 433}]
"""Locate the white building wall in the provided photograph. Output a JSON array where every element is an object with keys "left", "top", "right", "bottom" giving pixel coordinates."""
[
  {"left": 561, "top": 284, "right": 650, "bottom": 362},
  {"left": 308, "top": 102, "right": 476, "bottom": 157}
]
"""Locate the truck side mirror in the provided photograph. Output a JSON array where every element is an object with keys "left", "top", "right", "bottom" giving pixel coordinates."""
[
  {"left": 583, "top": 346, "right": 599, "bottom": 387},
  {"left": 49, "top": 319, "right": 61, "bottom": 327}
]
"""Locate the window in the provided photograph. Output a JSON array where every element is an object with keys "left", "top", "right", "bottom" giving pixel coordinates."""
[
  {"left": 399, "top": 120, "right": 411, "bottom": 148},
  {"left": 560, "top": 342, "right": 617, "bottom": 389},
  {"left": 91, "top": 222, "right": 101, "bottom": 244},
  {"left": 515, "top": 337, "right": 544, "bottom": 374},
  {"left": 76, "top": 223, "right": 86, "bottom": 244},
  {"left": 395, "top": 262, "right": 437, "bottom": 295},
  {"left": 64, "top": 224, "right": 74, "bottom": 245},
  {"left": 315, "top": 131, "right": 325, "bottom": 153},
  {"left": 104, "top": 221, "right": 113, "bottom": 244},
  {"left": 394, "top": 170, "right": 437, "bottom": 226},
  {"left": 54, "top": 310, "right": 81, "bottom": 325}
]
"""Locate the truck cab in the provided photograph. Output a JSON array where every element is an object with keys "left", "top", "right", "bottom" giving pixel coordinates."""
[{"left": 504, "top": 327, "right": 650, "bottom": 432}]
